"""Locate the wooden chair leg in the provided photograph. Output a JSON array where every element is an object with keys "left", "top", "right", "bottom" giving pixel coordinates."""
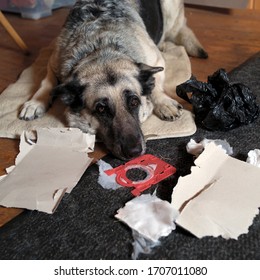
[{"left": 0, "top": 10, "right": 29, "bottom": 54}]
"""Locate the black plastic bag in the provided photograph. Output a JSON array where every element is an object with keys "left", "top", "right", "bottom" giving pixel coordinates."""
[{"left": 176, "top": 69, "right": 259, "bottom": 131}]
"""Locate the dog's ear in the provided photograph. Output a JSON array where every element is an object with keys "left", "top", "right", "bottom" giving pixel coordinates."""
[
  {"left": 137, "top": 63, "right": 164, "bottom": 95},
  {"left": 51, "top": 80, "right": 86, "bottom": 112}
]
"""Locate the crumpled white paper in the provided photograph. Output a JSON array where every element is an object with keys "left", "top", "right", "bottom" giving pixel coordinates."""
[
  {"left": 0, "top": 128, "right": 95, "bottom": 214},
  {"left": 97, "top": 160, "right": 121, "bottom": 190},
  {"left": 115, "top": 194, "right": 179, "bottom": 258},
  {"left": 131, "top": 230, "right": 160, "bottom": 260},
  {"left": 186, "top": 138, "right": 233, "bottom": 157},
  {"left": 247, "top": 149, "right": 260, "bottom": 167}
]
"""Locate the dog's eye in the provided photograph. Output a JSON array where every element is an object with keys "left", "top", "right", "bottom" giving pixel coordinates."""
[
  {"left": 96, "top": 103, "right": 106, "bottom": 114},
  {"left": 94, "top": 98, "right": 115, "bottom": 119},
  {"left": 129, "top": 96, "right": 140, "bottom": 109}
]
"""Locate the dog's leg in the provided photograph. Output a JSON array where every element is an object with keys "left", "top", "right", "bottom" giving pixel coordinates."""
[
  {"left": 140, "top": 35, "right": 183, "bottom": 121},
  {"left": 151, "top": 67, "right": 183, "bottom": 121},
  {"left": 160, "top": 0, "right": 208, "bottom": 58},
  {"left": 167, "top": 24, "right": 208, "bottom": 59},
  {"left": 19, "top": 56, "right": 58, "bottom": 120}
]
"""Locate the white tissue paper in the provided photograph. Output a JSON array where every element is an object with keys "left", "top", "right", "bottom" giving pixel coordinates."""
[
  {"left": 247, "top": 149, "right": 260, "bottom": 167},
  {"left": 186, "top": 138, "right": 233, "bottom": 157},
  {"left": 97, "top": 159, "right": 122, "bottom": 190},
  {"left": 115, "top": 194, "right": 179, "bottom": 258}
]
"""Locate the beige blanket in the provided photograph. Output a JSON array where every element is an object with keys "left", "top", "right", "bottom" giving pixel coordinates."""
[{"left": 0, "top": 42, "right": 196, "bottom": 140}]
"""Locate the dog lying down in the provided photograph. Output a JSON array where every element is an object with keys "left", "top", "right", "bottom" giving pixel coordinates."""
[{"left": 19, "top": 0, "right": 207, "bottom": 160}]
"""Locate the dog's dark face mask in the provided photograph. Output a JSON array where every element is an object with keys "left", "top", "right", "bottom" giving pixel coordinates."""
[
  {"left": 52, "top": 61, "right": 163, "bottom": 160},
  {"left": 92, "top": 90, "right": 145, "bottom": 160}
]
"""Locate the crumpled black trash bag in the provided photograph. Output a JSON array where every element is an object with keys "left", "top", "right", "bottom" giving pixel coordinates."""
[{"left": 176, "top": 68, "right": 259, "bottom": 130}]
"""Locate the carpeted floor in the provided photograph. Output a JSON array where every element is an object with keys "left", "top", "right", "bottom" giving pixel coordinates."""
[{"left": 0, "top": 52, "right": 260, "bottom": 260}]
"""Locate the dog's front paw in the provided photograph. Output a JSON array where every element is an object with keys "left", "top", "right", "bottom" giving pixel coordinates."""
[
  {"left": 153, "top": 98, "right": 183, "bottom": 121},
  {"left": 19, "top": 100, "right": 47, "bottom": 121}
]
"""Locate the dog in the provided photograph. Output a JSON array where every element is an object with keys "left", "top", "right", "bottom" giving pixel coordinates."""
[{"left": 19, "top": 0, "right": 207, "bottom": 160}]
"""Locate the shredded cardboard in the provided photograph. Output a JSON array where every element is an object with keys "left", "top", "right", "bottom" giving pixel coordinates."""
[
  {"left": 172, "top": 143, "right": 260, "bottom": 239},
  {"left": 0, "top": 128, "right": 95, "bottom": 214}
]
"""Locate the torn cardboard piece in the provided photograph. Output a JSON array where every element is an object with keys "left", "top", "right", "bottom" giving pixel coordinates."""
[
  {"left": 171, "top": 143, "right": 260, "bottom": 239},
  {"left": 0, "top": 128, "right": 95, "bottom": 214}
]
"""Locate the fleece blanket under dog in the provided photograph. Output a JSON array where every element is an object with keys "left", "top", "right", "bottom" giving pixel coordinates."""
[{"left": 0, "top": 41, "right": 195, "bottom": 140}]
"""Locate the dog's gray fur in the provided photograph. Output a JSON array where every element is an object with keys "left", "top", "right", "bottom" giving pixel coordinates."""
[{"left": 19, "top": 0, "right": 207, "bottom": 160}]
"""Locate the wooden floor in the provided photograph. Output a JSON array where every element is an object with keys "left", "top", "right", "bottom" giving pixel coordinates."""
[{"left": 0, "top": 5, "right": 260, "bottom": 226}]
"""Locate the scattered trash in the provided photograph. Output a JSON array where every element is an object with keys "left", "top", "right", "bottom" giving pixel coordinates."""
[
  {"left": 115, "top": 193, "right": 179, "bottom": 259},
  {"left": 97, "top": 155, "right": 177, "bottom": 258},
  {"left": 0, "top": 128, "right": 95, "bottom": 214},
  {"left": 176, "top": 68, "right": 259, "bottom": 131},
  {"left": 247, "top": 149, "right": 260, "bottom": 168},
  {"left": 131, "top": 230, "right": 160, "bottom": 260},
  {"left": 97, "top": 160, "right": 121, "bottom": 190},
  {"left": 172, "top": 142, "right": 260, "bottom": 239},
  {"left": 186, "top": 138, "right": 233, "bottom": 157},
  {"left": 98, "top": 154, "right": 176, "bottom": 196}
]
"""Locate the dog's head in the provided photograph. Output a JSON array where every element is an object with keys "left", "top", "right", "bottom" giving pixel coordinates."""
[{"left": 52, "top": 59, "right": 163, "bottom": 160}]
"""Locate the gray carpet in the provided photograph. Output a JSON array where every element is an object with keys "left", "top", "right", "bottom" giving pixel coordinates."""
[{"left": 0, "top": 52, "right": 260, "bottom": 260}]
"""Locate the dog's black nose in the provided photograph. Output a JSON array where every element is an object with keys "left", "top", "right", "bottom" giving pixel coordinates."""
[
  {"left": 124, "top": 144, "right": 144, "bottom": 159},
  {"left": 126, "top": 145, "right": 143, "bottom": 159},
  {"left": 119, "top": 134, "right": 145, "bottom": 160}
]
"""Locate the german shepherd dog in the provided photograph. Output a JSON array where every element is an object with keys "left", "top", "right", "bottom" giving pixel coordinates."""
[{"left": 19, "top": 0, "right": 207, "bottom": 160}]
